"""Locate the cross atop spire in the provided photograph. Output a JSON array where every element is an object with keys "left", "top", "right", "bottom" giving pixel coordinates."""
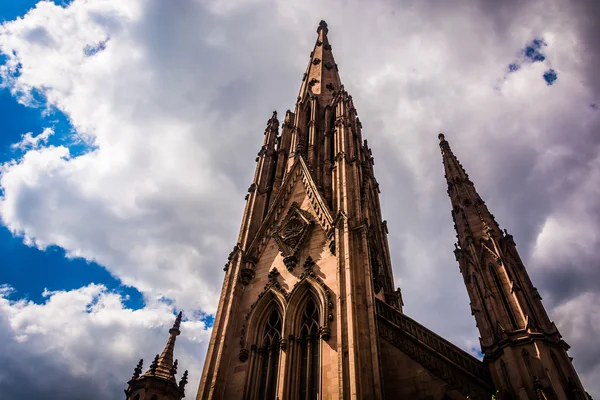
[{"left": 297, "top": 20, "right": 342, "bottom": 105}]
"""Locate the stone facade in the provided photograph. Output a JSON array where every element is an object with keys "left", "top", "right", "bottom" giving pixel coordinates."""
[{"left": 192, "top": 21, "right": 589, "bottom": 400}]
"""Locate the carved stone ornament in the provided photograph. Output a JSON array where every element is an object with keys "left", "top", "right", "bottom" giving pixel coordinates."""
[
  {"left": 239, "top": 348, "right": 249, "bottom": 362},
  {"left": 239, "top": 258, "right": 257, "bottom": 285},
  {"left": 272, "top": 203, "right": 314, "bottom": 270},
  {"left": 283, "top": 255, "right": 298, "bottom": 272},
  {"left": 239, "top": 267, "right": 255, "bottom": 285}
]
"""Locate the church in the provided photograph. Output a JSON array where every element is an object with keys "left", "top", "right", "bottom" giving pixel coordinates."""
[{"left": 125, "top": 21, "right": 589, "bottom": 400}]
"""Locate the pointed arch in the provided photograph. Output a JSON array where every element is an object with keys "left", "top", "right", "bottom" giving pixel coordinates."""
[
  {"left": 242, "top": 288, "right": 286, "bottom": 400},
  {"left": 244, "top": 288, "right": 287, "bottom": 348},
  {"left": 281, "top": 278, "right": 331, "bottom": 399},
  {"left": 286, "top": 279, "right": 328, "bottom": 329}
]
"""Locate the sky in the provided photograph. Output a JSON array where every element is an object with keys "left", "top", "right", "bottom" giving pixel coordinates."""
[{"left": 0, "top": 0, "right": 598, "bottom": 398}]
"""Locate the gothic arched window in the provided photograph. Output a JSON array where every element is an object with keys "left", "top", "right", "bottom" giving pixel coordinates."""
[
  {"left": 298, "top": 297, "right": 320, "bottom": 400},
  {"left": 257, "top": 308, "right": 282, "bottom": 400}
]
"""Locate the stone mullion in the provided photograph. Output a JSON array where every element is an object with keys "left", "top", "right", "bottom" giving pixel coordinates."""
[
  {"left": 243, "top": 346, "right": 259, "bottom": 400},
  {"left": 252, "top": 348, "right": 267, "bottom": 400},
  {"left": 264, "top": 346, "right": 274, "bottom": 399}
]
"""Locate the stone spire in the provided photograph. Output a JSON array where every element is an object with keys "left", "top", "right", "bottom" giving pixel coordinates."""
[
  {"left": 439, "top": 133, "right": 502, "bottom": 249},
  {"left": 297, "top": 20, "right": 342, "bottom": 106},
  {"left": 144, "top": 311, "right": 182, "bottom": 381},
  {"left": 125, "top": 312, "right": 187, "bottom": 400},
  {"left": 439, "top": 134, "right": 588, "bottom": 400}
]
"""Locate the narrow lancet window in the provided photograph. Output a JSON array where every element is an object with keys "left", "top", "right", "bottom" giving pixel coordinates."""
[
  {"left": 257, "top": 308, "right": 282, "bottom": 400},
  {"left": 299, "top": 298, "right": 320, "bottom": 400}
]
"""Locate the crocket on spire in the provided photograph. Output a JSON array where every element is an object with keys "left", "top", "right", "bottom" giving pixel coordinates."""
[{"left": 297, "top": 20, "right": 342, "bottom": 105}]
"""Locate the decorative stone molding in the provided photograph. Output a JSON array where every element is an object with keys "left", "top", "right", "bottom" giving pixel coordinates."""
[
  {"left": 244, "top": 157, "right": 334, "bottom": 268},
  {"left": 239, "top": 348, "right": 249, "bottom": 362},
  {"left": 272, "top": 203, "right": 314, "bottom": 270},
  {"left": 239, "top": 257, "right": 257, "bottom": 285},
  {"left": 224, "top": 243, "right": 241, "bottom": 272},
  {"left": 319, "top": 326, "right": 331, "bottom": 341},
  {"left": 283, "top": 255, "right": 298, "bottom": 272},
  {"left": 239, "top": 267, "right": 255, "bottom": 286},
  {"left": 327, "top": 228, "right": 335, "bottom": 255}
]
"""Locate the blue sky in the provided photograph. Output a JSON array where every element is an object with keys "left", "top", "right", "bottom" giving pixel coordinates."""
[{"left": 0, "top": 1, "right": 143, "bottom": 308}]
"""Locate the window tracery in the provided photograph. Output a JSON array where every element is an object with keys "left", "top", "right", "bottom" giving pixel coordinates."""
[
  {"left": 257, "top": 309, "right": 282, "bottom": 400},
  {"left": 298, "top": 298, "right": 320, "bottom": 400}
]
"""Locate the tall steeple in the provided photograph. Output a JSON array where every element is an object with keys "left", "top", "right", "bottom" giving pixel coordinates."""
[
  {"left": 198, "top": 21, "right": 401, "bottom": 400},
  {"left": 125, "top": 312, "right": 189, "bottom": 400},
  {"left": 439, "top": 134, "right": 587, "bottom": 400}
]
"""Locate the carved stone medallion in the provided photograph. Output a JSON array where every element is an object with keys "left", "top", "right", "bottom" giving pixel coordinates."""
[{"left": 272, "top": 203, "right": 314, "bottom": 271}]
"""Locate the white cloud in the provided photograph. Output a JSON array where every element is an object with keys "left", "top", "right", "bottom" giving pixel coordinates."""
[
  {"left": 0, "top": 284, "right": 210, "bottom": 399},
  {"left": 10, "top": 127, "right": 54, "bottom": 150},
  {"left": 0, "top": 0, "right": 599, "bottom": 397}
]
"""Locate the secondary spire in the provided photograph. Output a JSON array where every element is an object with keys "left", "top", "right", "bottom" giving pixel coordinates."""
[{"left": 125, "top": 311, "right": 187, "bottom": 400}]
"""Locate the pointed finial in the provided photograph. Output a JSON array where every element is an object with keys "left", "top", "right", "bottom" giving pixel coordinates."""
[
  {"left": 150, "top": 354, "right": 159, "bottom": 375},
  {"left": 170, "top": 311, "right": 183, "bottom": 336},
  {"left": 438, "top": 133, "right": 445, "bottom": 141},
  {"left": 317, "top": 20, "right": 328, "bottom": 34},
  {"left": 179, "top": 370, "right": 189, "bottom": 391},
  {"left": 131, "top": 358, "right": 143, "bottom": 380},
  {"left": 170, "top": 359, "right": 178, "bottom": 376}
]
